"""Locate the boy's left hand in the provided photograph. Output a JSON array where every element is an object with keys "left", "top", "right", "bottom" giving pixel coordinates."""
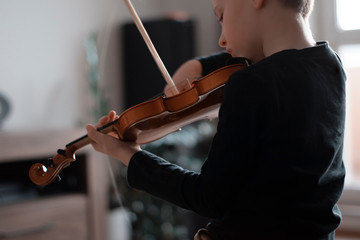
[{"left": 86, "top": 110, "right": 141, "bottom": 166}]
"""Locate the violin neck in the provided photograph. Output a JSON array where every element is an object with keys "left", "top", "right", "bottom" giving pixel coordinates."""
[
  {"left": 65, "top": 119, "right": 118, "bottom": 152},
  {"left": 97, "top": 118, "right": 118, "bottom": 132}
]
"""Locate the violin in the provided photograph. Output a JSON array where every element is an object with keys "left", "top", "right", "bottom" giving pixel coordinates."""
[{"left": 28, "top": 0, "right": 248, "bottom": 186}]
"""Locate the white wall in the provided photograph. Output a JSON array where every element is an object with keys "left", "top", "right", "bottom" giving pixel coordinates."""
[
  {"left": 1, "top": 0, "right": 100, "bottom": 131},
  {"left": 0, "top": 0, "right": 220, "bottom": 132},
  {"left": 156, "top": 0, "right": 221, "bottom": 56}
]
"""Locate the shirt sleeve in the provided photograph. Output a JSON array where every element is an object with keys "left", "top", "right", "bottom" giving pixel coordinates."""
[
  {"left": 196, "top": 51, "right": 232, "bottom": 76},
  {"left": 127, "top": 150, "right": 201, "bottom": 209},
  {"left": 196, "top": 52, "right": 251, "bottom": 77}
]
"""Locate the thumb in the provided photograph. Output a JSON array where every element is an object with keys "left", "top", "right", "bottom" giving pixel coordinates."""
[{"left": 86, "top": 124, "right": 99, "bottom": 141}]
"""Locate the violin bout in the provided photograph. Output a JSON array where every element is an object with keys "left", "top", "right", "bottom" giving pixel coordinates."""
[{"left": 118, "top": 63, "right": 247, "bottom": 144}]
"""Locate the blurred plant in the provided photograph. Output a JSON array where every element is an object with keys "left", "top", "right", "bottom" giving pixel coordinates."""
[{"left": 85, "top": 33, "right": 109, "bottom": 120}]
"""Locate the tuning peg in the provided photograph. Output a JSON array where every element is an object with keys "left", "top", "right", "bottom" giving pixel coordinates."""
[
  {"left": 47, "top": 158, "right": 54, "bottom": 167},
  {"left": 57, "top": 149, "right": 67, "bottom": 156}
]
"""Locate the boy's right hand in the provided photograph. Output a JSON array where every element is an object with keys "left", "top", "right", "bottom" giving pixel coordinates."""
[{"left": 164, "top": 59, "right": 202, "bottom": 97}]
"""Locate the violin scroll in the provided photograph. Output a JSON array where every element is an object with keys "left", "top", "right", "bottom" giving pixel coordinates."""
[{"left": 29, "top": 148, "right": 76, "bottom": 186}]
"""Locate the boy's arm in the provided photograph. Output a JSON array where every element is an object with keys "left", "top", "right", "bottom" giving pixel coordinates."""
[
  {"left": 164, "top": 59, "right": 202, "bottom": 96},
  {"left": 196, "top": 51, "right": 232, "bottom": 76},
  {"left": 127, "top": 69, "right": 260, "bottom": 218}
]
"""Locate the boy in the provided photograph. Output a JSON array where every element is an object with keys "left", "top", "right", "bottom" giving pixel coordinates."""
[{"left": 86, "top": 0, "right": 346, "bottom": 239}]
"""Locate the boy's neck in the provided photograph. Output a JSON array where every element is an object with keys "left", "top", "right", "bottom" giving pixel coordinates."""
[{"left": 259, "top": 7, "right": 316, "bottom": 60}]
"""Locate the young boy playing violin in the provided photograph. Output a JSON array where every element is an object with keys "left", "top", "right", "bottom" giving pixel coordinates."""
[{"left": 86, "top": 0, "right": 346, "bottom": 239}]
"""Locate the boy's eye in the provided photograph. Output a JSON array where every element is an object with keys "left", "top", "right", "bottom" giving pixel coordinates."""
[{"left": 218, "top": 15, "right": 223, "bottom": 23}]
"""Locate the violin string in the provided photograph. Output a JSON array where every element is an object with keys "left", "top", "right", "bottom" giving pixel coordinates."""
[{"left": 106, "top": 157, "right": 124, "bottom": 208}]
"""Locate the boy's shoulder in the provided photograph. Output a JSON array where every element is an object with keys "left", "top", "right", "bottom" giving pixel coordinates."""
[
  {"left": 232, "top": 42, "right": 338, "bottom": 77},
  {"left": 256, "top": 41, "right": 332, "bottom": 67},
  {"left": 225, "top": 41, "right": 344, "bottom": 93}
]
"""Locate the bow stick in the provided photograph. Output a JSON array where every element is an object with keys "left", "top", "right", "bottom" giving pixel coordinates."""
[{"left": 123, "top": 0, "right": 179, "bottom": 95}]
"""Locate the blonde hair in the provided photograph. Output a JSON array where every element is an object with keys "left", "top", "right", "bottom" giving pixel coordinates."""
[{"left": 278, "top": 0, "right": 314, "bottom": 18}]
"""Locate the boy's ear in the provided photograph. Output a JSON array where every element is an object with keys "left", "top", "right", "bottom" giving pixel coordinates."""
[{"left": 251, "top": 0, "right": 265, "bottom": 9}]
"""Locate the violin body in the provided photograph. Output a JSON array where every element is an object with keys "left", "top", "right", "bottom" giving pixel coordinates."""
[
  {"left": 117, "top": 63, "right": 246, "bottom": 144},
  {"left": 29, "top": 63, "right": 247, "bottom": 186}
]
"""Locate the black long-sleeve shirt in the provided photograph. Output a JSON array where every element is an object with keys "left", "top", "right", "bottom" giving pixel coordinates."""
[{"left": 127, "top": 42, "right": 346, "bottom": 240}]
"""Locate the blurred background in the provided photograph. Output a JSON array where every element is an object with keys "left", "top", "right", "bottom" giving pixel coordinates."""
[{"left": 0, "top": 0, "right": 359, "bottom": 239}]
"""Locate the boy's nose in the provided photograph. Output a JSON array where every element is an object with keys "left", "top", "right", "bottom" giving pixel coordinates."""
[{"left": 218, "top": 34, "right": 226, "bottom": 48}]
